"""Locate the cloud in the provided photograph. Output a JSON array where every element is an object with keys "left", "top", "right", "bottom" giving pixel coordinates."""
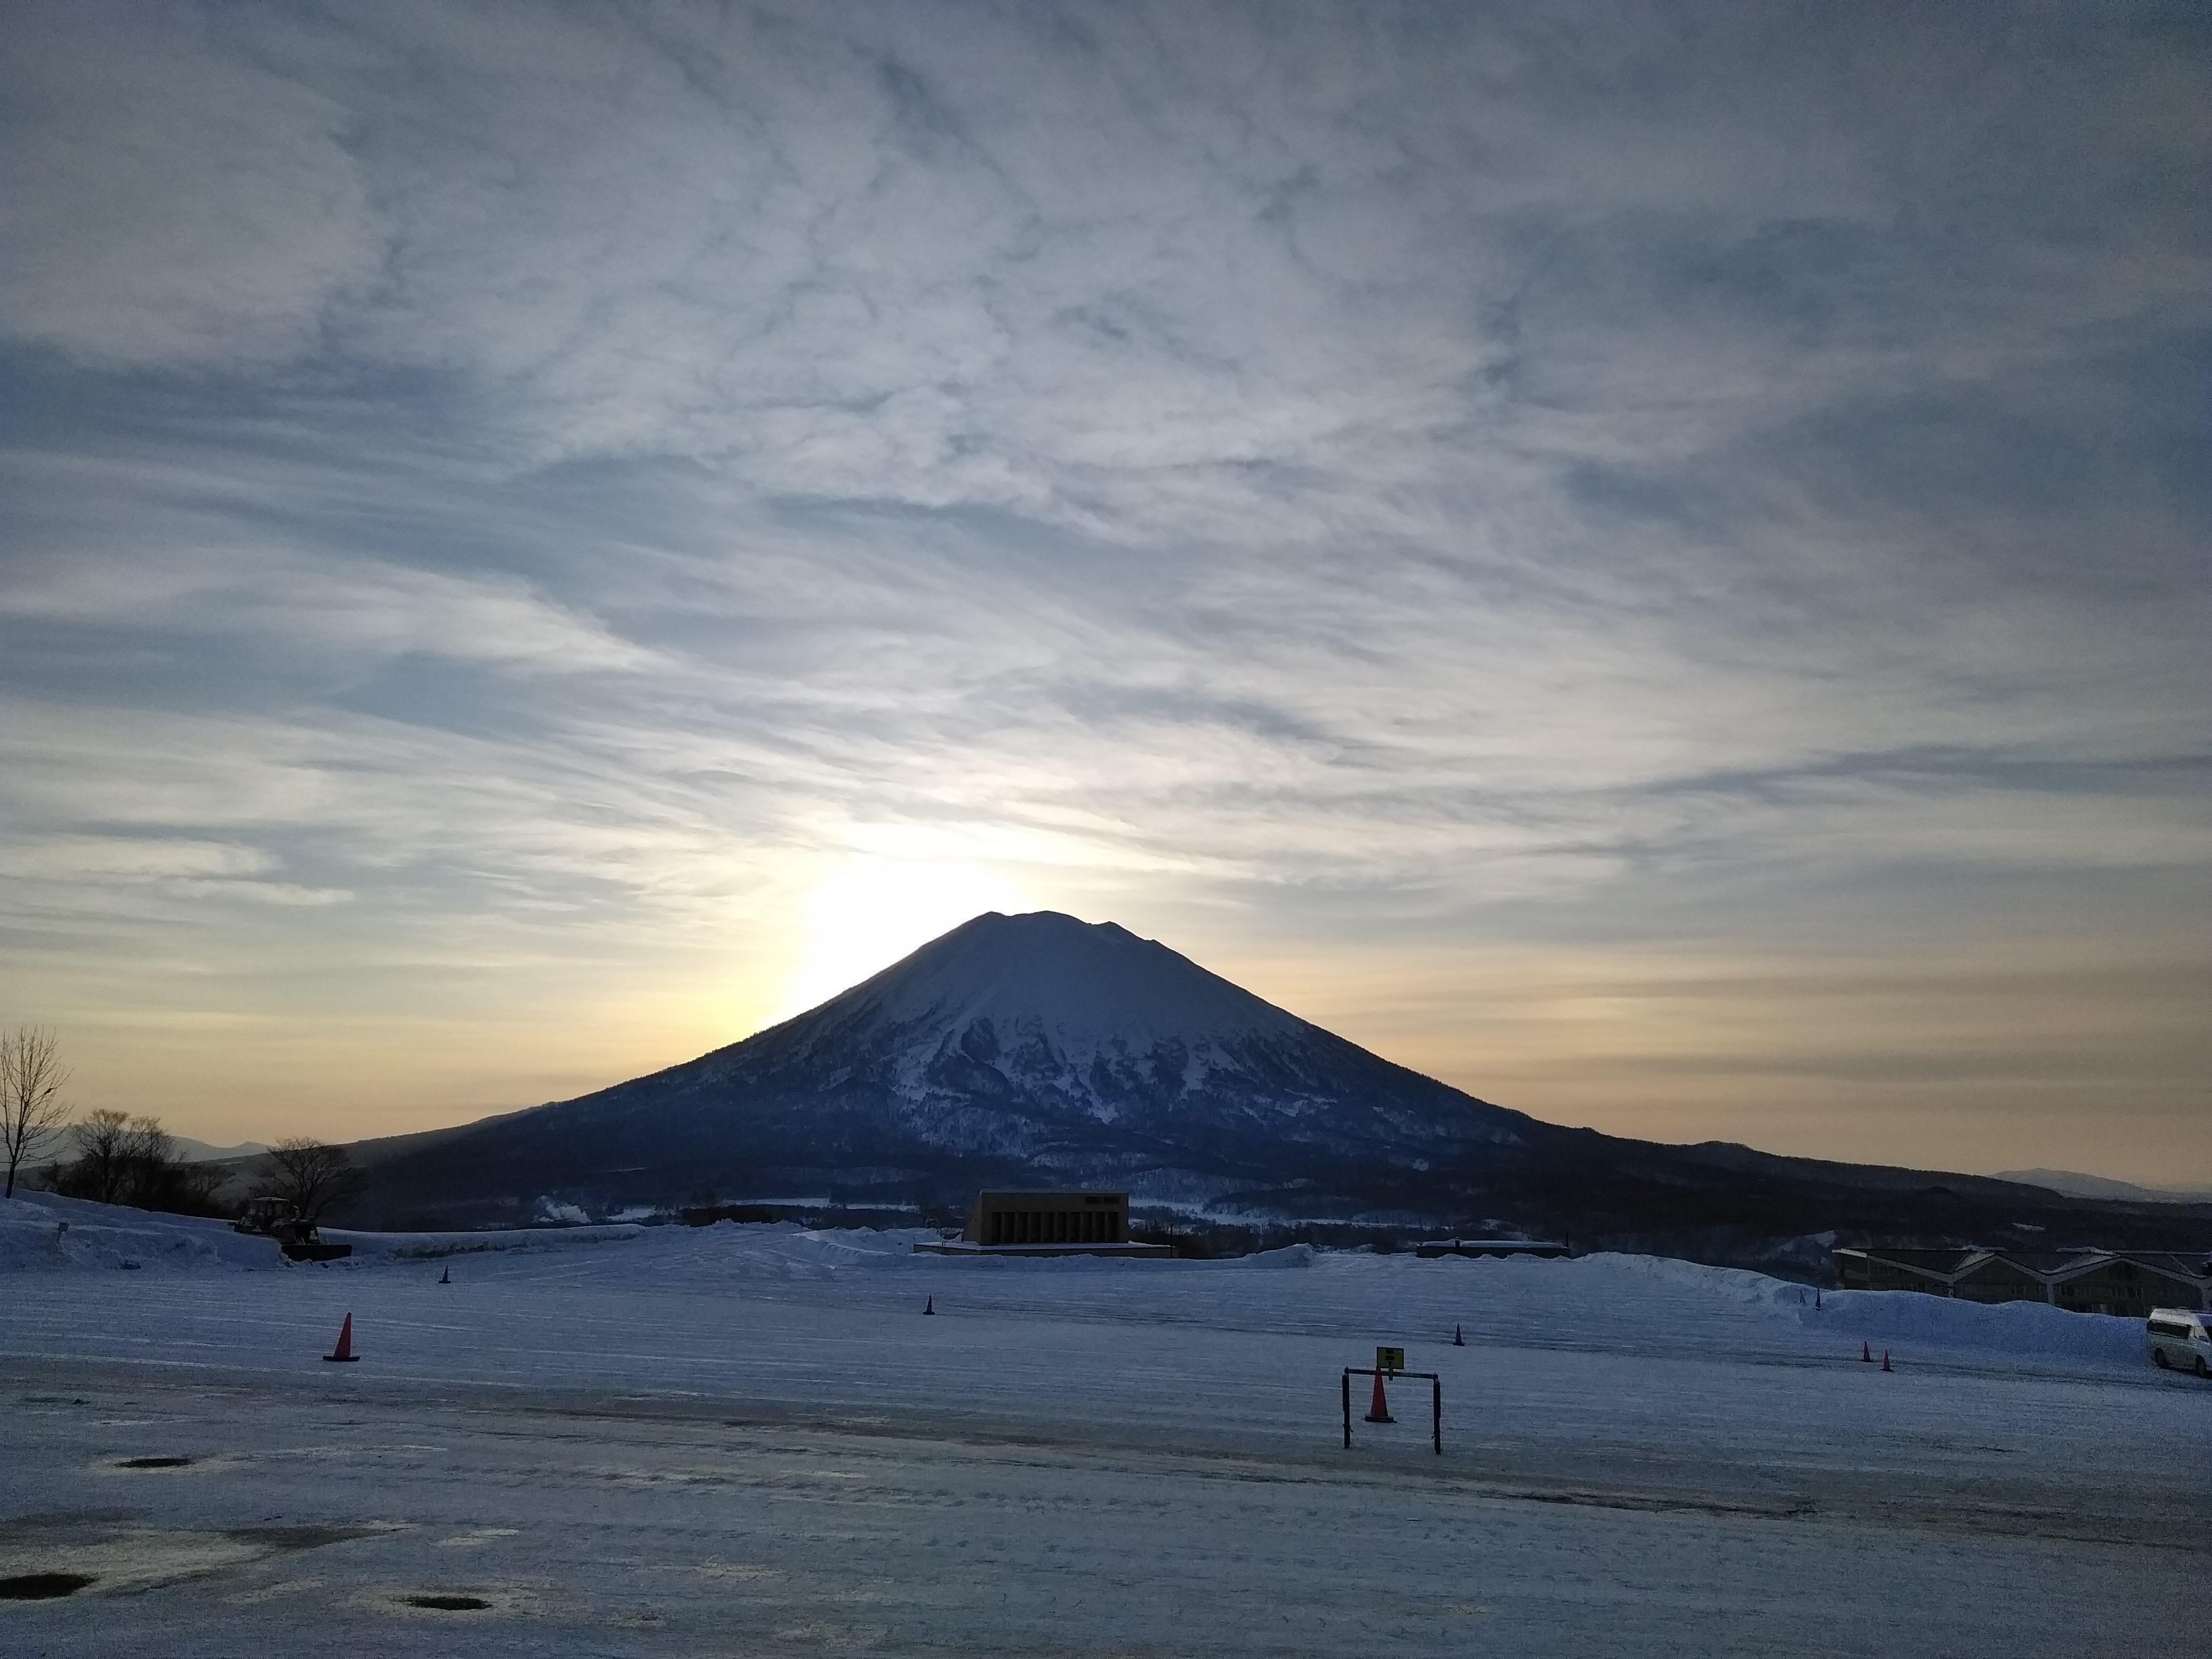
[
  {"left": 0, "top": 2, "right": 383, "bottom": 370},
  {"left": 0, "top": 1, "right": 2207, "bottom": 1175}
]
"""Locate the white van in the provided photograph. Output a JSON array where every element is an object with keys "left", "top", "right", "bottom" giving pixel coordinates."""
[{"left": 2146, "top": 1309, "right": 2210, "bottom": 1377}]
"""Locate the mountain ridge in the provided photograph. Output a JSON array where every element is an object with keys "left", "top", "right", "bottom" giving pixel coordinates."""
[
  {"left": 347, "top": 911, "right": 2212, "bottom": 1273},
  {"left": 1992, "top": 1168, "right": 2212, "bottom": 1205}
]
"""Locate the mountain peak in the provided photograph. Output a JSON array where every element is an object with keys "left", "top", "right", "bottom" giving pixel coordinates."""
[{"left": 820, "top": 909, "right": 1306, "bottom": 1053}]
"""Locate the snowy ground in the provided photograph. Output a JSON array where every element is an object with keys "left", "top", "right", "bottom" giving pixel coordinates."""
[{"left": 2, "top": 1192, "right": 2207, "bottom": 1656}]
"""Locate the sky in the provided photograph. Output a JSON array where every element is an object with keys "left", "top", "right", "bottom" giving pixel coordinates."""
[{"left": 2, "top": 1, "right": 2207, "bottom": 1183}]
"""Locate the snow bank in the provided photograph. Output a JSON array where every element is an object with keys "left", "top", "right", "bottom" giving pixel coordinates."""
[
  {"left": 0, "top": 1194, "right": 2170, "bottom": 1380},
  {"left": 336, "top": 1224, "right": 644, "bottom": 1261},
  {"left": 0, "top": 1191, "right": 272, "bottom": 1274},
  {"left": 1567, "top": 1250, "right": 1805, "bottom": 1306},
  {"left": 0, "top": 1191, "right": 646, "bottom": 1275},
  {"left": 1804, "top": 1288, "right": 2148, "bottom": 1369}
]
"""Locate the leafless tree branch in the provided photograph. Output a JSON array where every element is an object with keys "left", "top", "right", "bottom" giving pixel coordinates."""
[
  {"left": 1, "top": 1025, "right": 72, "bottom": 1199},
  {"left": 68, "top": 1108, "right": 133, "bottom": 1204},
  {"left": 260, "top": 1136, "right": 366, "bottom": 1225}
]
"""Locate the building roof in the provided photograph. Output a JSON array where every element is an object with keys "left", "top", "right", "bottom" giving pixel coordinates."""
[
  {"left": 1836, "top": 1247, "right": 1983, "bottom": 1272},
  {"left": 1953, "top": 1254, "right": 2049, "bottom": 1276},
  {"left": 970, "top": 1189, "right": 1126, "bottom": 1203},
  {"left": 1993, "top": 1251, "right": 2107, "bottom": 1273},
  {"left": 2116, "top": 1252, "right": 2212, "bottom": 1279},
  {"left": 1839, "top": 1245, "right": 2212, "bottom": 1286}
]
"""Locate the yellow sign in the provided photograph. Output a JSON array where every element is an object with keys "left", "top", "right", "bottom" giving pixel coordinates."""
[{"left": 1375, "top": 1346, "right": 1406, "bottom": 1374}]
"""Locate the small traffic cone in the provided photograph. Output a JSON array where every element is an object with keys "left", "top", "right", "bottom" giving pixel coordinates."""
[
  {"left": 1881, "top": 1350, "right": 1892, "bottom": 1373},
  {"left": 1452, "top": 1323, "right": 1464, "bottom": 1347},
  {"left": 923, "top": 1296, "right": 935, "bottom": 1316},
  {"left": 1363, "top": 1370, "right": 1395, "bottom": 1423},
  {"left": 438, "top": 1266, "right": 450, "bottom": 1285},
  {"left": 1815, "top": 1289, "right": 1822, "bottom": 1309},
  {"left": 1861, "top": 1341, "right": 1872, "bottom": 1363},
  {"left": 323, "top": 1312, "right": 359, "bottom": 1363}
]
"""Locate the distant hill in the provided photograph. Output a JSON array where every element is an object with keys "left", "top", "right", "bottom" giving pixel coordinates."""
[
  {"left": 348, "top": 911, "right": 2212, "bottom": 1272},
  {"left": 1993, "top": 1168, "right": 2212, "bottom": 1205},
  {"left": 171, "top": 1136, "right": 269, "bottom": 1163}
]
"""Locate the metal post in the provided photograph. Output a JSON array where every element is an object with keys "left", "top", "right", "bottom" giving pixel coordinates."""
[
  {"left": 1342, "top": 1369, "right": 1352, "bottom": 1448},
  {"left": 1431, "top": 1376, "right": 1442, "bottom": 1455}
]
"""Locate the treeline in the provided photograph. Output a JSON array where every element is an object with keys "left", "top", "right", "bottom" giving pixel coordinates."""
[
  {"left": 3, "top": 1027, "right": 361, "bottom": 1225},
  {"left": 43, "top": 1110, "right": 225, "bottom": 1217}
]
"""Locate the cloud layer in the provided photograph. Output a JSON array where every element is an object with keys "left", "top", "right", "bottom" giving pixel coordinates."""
[{"left": 2, "top": 2, "right": 2207, "bottom": 1178}]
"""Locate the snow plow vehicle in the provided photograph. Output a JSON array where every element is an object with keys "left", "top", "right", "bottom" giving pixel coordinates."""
[
  {"left": 231, "top": 1196, "right": 297, "bottom": 1235},
  {"left": 231, "top": 1196, "right": 351, "bottom": 1261}
]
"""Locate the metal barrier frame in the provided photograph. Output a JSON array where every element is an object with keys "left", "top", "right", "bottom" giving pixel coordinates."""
[{"left": 1341, "top": 1367, "right": 1442, "bottom": 1454}]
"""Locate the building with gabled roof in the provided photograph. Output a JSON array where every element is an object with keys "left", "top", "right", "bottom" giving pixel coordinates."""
[{"left": 1833, "top": 1246, "right": 2210, "bottom": 1314}]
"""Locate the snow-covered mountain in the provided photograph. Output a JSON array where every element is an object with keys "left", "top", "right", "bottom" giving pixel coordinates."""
[
  {"left": 351, "top": 912, "right": 2212, "bottom": 1264},
  {"left": 711, "top": 910, "right": 1532, "bottom": 1173},
  {"left": 1993, "top": 1168, "right": 2212, "bottom": 1204},
  {"left": 359, "top": 911, "right": 1544, "bottom": 1225}
]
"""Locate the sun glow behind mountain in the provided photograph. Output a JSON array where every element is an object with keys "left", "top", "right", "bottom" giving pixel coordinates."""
[{"left": 775, "top": 857, "right": 1036, "bottom": 1024}]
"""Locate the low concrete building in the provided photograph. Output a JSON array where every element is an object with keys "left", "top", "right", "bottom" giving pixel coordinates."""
[
  {"left": 1832, "top": 1246, "right": 2210, "bottom": 1314},
  {"left": 912, "top": 1190, "right": 1174, "bottom": 1258}
]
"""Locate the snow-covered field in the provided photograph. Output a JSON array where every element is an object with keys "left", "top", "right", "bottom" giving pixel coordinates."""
[{"left": 3, "top": 1191, "right": 2207, "bottom": 1657}]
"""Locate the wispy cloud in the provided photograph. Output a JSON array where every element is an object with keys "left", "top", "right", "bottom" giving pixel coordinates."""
[{"left": 2, "top": 1, "right": 2206, "bottom": 1177}]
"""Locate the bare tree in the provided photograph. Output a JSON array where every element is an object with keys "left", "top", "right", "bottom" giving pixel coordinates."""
[
  {"left": 260, "top": 1136, "right": 366, "bottom": 1224},
  {"left": 1, "top": 1025, "right": 72, "bottom": 1199},
  {"left": 54, "top": 1109, "right": 220, "bottom": 1214},
  {"left": 122, "top": 1115, "right": 174, "bottom": 1197},
  {"left": 67, "top": 1108, "right": 135, "bottom": 1204}
]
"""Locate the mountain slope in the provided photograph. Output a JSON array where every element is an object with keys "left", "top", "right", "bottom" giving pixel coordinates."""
[
  {"left": 698, "top": 911, "right": 1534, "bottom": 1171},
  {"left": 1993, "top": 1168, "right": 2212, "bottom": 1204},
  {"left": 361, "top": 912, "right": 1542, "bottom": 1225},
  {"left": 350, "top": 913, "right": 2212, "bottom": 1269}
]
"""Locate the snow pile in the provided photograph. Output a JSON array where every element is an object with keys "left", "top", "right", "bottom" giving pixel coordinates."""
[
  {"left": 1577, "top": 1249, "right": 1811, "bottom": 1306},
  {"left": 0, "top": 1190, "right": 645, "bottom": 1275},
  {"left": 0, "top": 1192, "right": 273, "bottom": 1274},
  {"left": 337, "top": 1223, "right": 643, "bottom": 1261},
  {"left": 689, "top": 1221, "right": 937, "bottom": 1278},
  {"left": 1803, "top": 1287, "right": 2149, "bottom": 1368},
  {"left": 0, "top": 1192, "right": 2179, "bottom": 1384}
]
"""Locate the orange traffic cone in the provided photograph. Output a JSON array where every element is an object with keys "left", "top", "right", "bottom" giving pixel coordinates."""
[
  {"left": 1452, "top": 1324, "right": 1464, "bottom": 1346},
  {"left": 1861, "top": 1341, "right": 1872, "bottom": 1362},
  {"left": 323, "top": 1312, "right": 359, "bottom": 1362},
  {"left": 923, "top": 1296, "right": 935, "bottom": 1315},
  {"left": 1881, "top": 1349, "right": 1892, "bottom": 1373},
  {"left": 1363, "top": 1370, "right": 1395, "bottom": 1423},
  {"left": 439, "top": 1266, "right": 450, "bottom": 1285}
]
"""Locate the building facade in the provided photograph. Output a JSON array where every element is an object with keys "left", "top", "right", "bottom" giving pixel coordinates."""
[
  {"left": 911, "top": 1190, "right": 1174, "bottom": 1257},
  {"left": 966, "top": 1189, "right": 1130, "bottom": 1246},
  {"left": 1832, "top": 1247, "right": 2210, "bottom": 1314}
]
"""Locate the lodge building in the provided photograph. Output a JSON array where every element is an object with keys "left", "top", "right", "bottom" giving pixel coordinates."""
[
  {"left": 1832, "top": 1247, "right": 2210, "bottom": 1316},
  {"left": 911, "top": 1190, "right": 1174, "bottom": 1257},
  {"left": 969, "top": 1189, "right": 1128, "bottom": 1245}
]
